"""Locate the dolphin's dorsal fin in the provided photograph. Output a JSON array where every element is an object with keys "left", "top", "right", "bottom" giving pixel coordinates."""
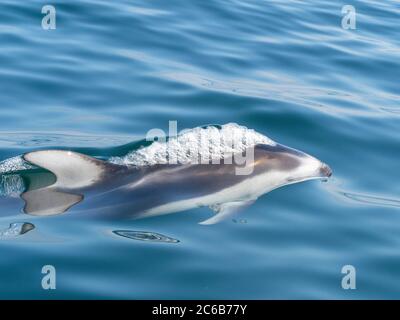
[
  {"left": 23, "top": 150, "right": 108, "bottom": 189},
  {"left": 199, "top": 199, "right": 256, "bottom": 225},
  {"left": 22, "top": 188, "right": 83, "bottom": 216}
]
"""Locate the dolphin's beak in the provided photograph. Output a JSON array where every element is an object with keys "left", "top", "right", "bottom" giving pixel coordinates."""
[
  {"left": 254, "top": 143, "right": 332, "bottom": 180},
  {"left": 320, "top": 163, "right": 332, "bottom": 178}
]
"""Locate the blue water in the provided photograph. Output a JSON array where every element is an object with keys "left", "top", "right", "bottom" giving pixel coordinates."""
[{"left": 0, "top": 0, "right": 399, "bottom": 299}]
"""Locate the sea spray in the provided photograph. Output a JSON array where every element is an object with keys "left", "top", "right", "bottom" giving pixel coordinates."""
[{"left": 110, "top": 123, "right": 274, "bottom": 167}]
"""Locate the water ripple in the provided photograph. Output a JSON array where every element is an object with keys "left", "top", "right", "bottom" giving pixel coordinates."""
[
  {"left": 340, "top": 191, "right": 400, "bottom": 209},
  {"left": 113, "top": 230, "right": 180, "bottom": 243}
]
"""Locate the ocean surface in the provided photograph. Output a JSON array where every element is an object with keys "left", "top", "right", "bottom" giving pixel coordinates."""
[{"left": 0, "top": 0, "right": 399, "bottom": 299}]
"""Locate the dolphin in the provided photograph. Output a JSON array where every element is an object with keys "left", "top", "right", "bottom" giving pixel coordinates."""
[{"left": 20, "top": 143, "right": 332, "bottom": 224}]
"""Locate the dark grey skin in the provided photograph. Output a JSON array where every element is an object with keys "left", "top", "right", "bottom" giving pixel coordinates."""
[{"left": 21, "top": 144, "right": 332, "bottom": 222}]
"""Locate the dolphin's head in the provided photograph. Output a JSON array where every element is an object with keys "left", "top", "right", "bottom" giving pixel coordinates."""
[{"left": 252, "top": 143, "right": 332, "bottom": 190}]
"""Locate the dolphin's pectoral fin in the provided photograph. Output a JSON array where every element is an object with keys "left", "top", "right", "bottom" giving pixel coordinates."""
[
  {"left": 22, "top": 188, "right": 83, "bottom": 216},
  {"left": 23, "top": 150, "right": 114, "bottom": 189},
  {"left": 199, "top": 199, "right": 256, "bottom": 225}
]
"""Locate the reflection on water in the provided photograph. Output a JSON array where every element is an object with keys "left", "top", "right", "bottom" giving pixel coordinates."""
[
  {"left": 0, "top": 133, "right": 133, "bottom": 148},
  {"left": 0, "top": 174, "right": 25, "bottom": 197},
  {"left": 0, "top": 222, "right": 35, "bottom": 239},
  {"left": 161, "top": 72, "right": 388, "bottom": 117},
  {"left": 380, "top": 107, "right": 400, "bottom": 115},
  {"left": 113, "top": 230, "right": 179, "bottom": 243}
]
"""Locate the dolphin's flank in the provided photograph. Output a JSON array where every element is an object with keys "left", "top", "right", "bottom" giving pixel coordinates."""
[{"left": 20, "top": 125, "right": 332, "bottom": 224}]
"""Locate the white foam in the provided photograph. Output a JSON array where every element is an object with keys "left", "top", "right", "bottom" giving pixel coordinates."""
[
  {"left": 0, "top": 174, "right": 25, "bottom": 198},
  {"left": 110, "top": 123, "right": 275, "bottom": 166},
  {"left": 0, "top": 156, "right": 31, "bottom": 197},
  {"left": 0, "top": 156, "right": 34, "bottom": 174}
]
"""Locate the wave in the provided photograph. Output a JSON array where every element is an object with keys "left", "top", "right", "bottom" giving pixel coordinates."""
[
  {"left": 109, "top": 123, "right": 274, "bottom": 166},
  {"left": 0, "top": 156, "right": 35, "bottom": 174}
]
